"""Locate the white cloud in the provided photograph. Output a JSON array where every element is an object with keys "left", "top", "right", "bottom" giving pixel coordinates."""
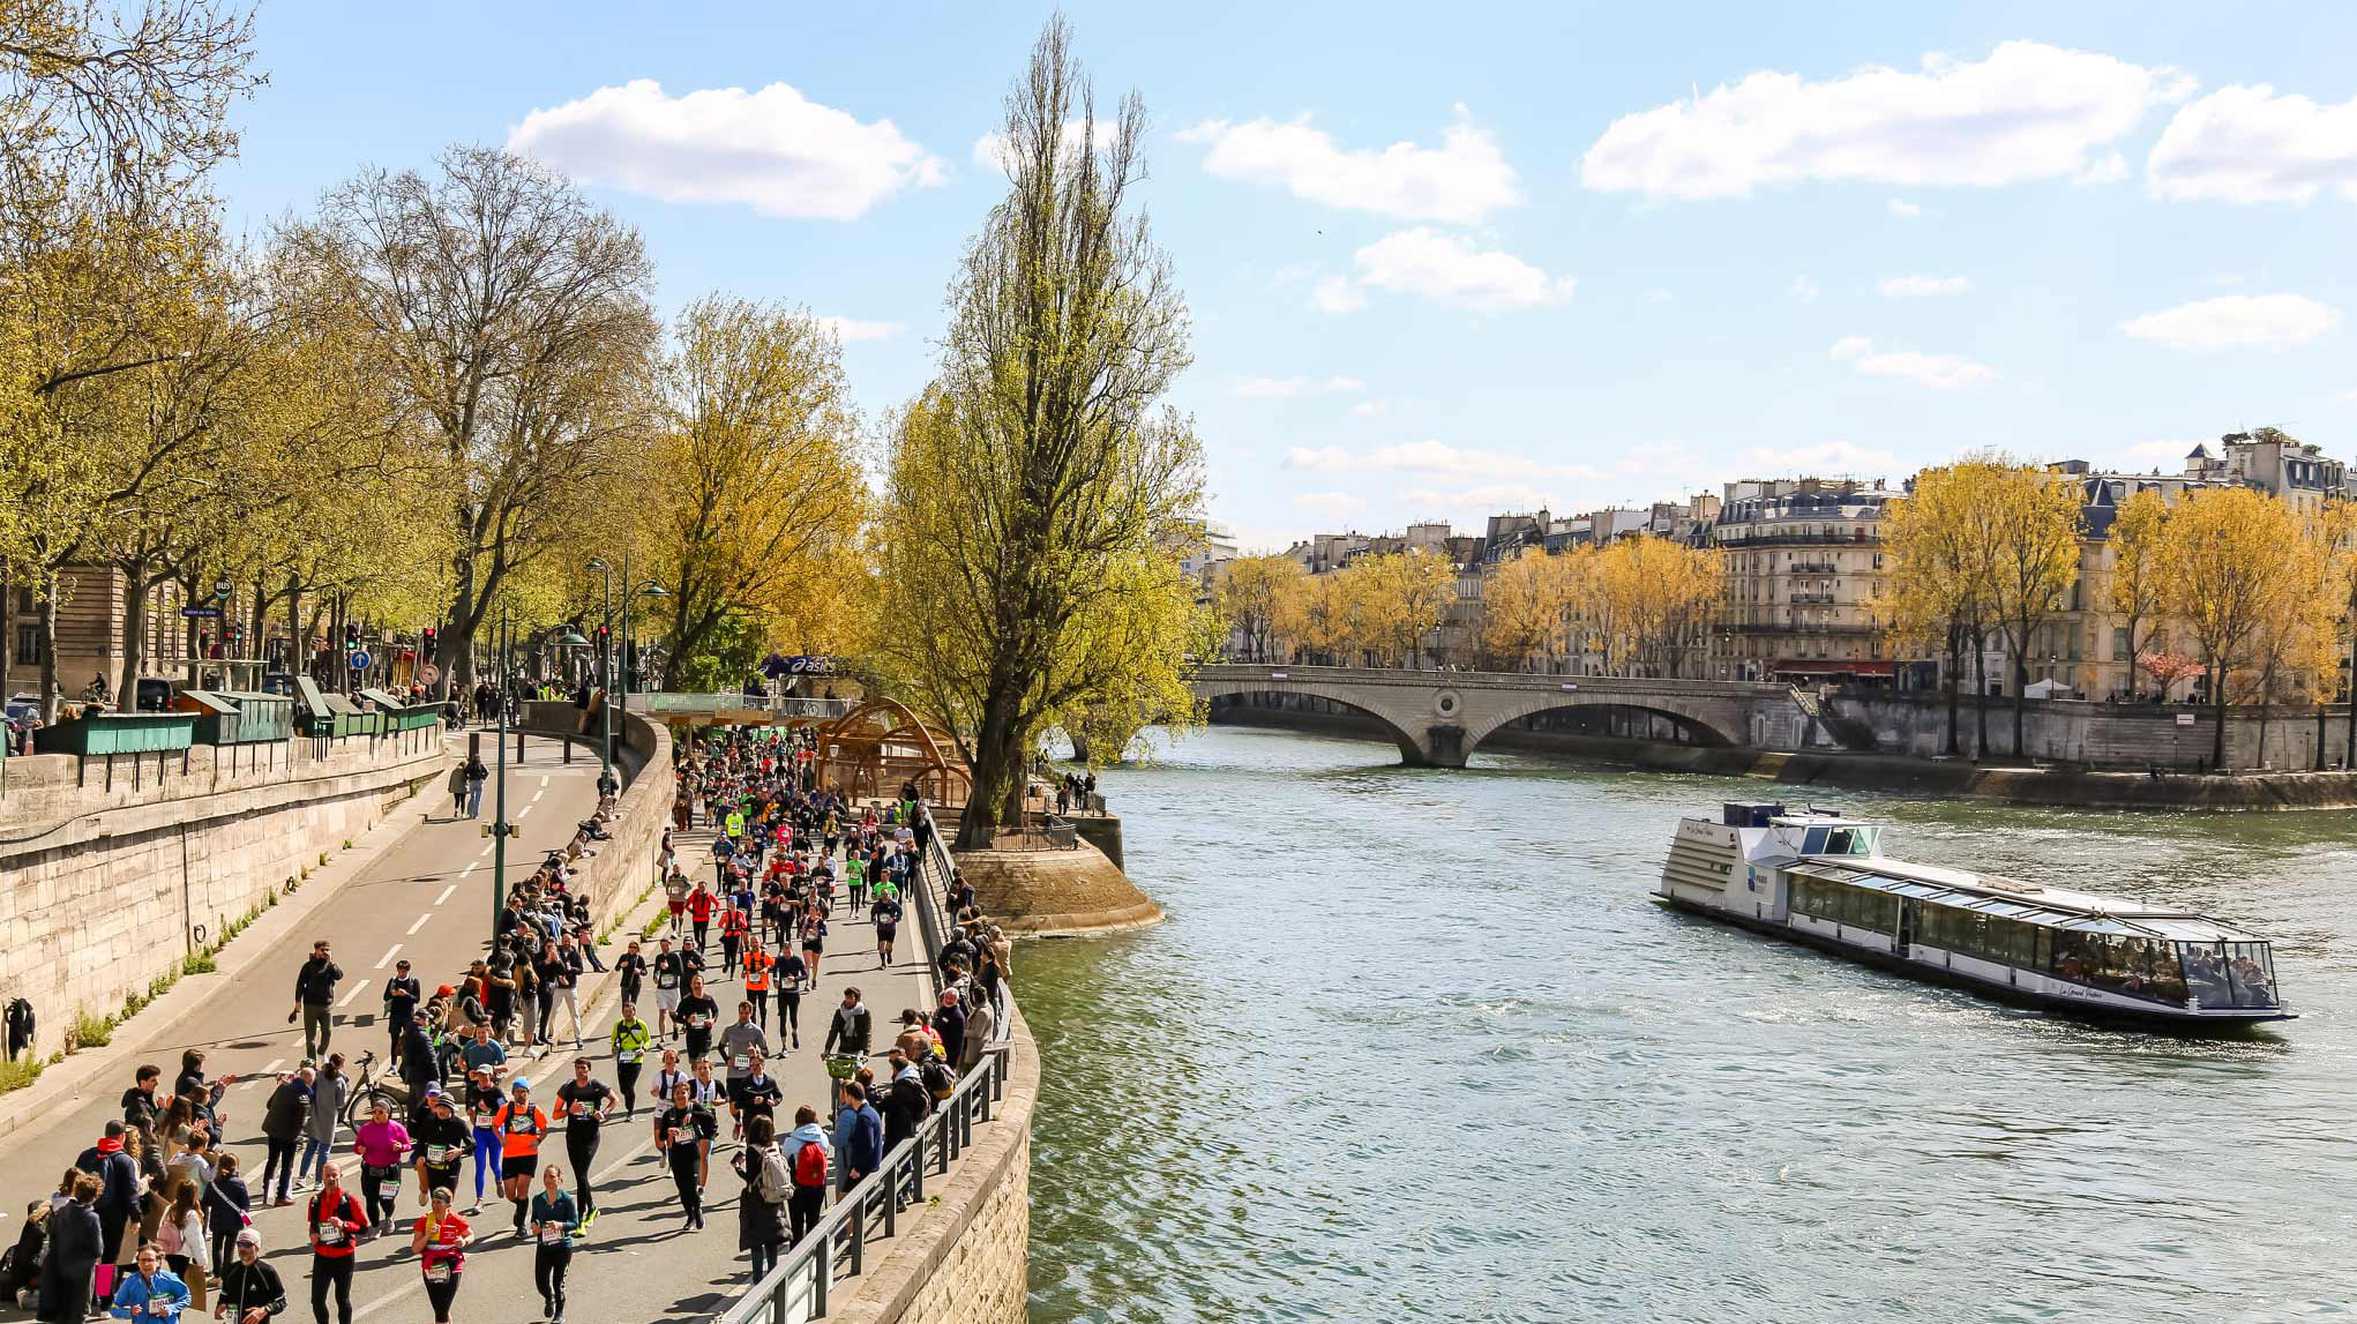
[
  {"left": 812, "top": 315, "right": 904, "bottom": 343},
  {"left": 1177, "top": 106, "right": 1519, "bottom": 222},
  {"left": 2149, "top": 84, "right": 2357, "bottom": 204},
  {"left": 1349, "top": 399, "right": 1390, "bottom": 418},
  {"left": 1788, "top": 275, "right": 1820, "bottom": 302},
  {"left": 1320, "top": 228, "right": 1573, "bottom": 313},
  {"left": 1736, "top": 440, "right": 1903, "bottom": 474},
  {"left": 1581, "top": 41, "right": 2191, "bottom": 200},
  {"left": 2119, "top": 294, "right": 2341, "bottom": 350},
  {"left": 1887, "top": 197, "right": 1923, "bottom": 218},
  {"left": 971, "top": 119, "right": 1118, "bottom": 175},
  {"left": 508, "top": 79, "right": 943, "bottom": 220},
  {"left": 1402, "top": 483, "right": 1563, "bottom": 518},
  {"left": 1310, "top": 274, "right": 1368, "bottom": 314},
  {"left": 1234, "top": 374, "right": 1365, "bottom": 399},
  {"left": 1292, "top": 491, "right": 1367, "bottom": 521},
  {"left": 1828, "top": 336, "right": 1996, "bottom": 389},
  {"left": 1878, "top": 274, "right": 1971, "bottom": 298}
]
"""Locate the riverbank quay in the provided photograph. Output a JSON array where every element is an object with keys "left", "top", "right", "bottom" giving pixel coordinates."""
[
  {"left": 1211, "top": 700, "right": 2357, "bottom": 811},
  {"left": 930, "top": 807, "right": 1163, "bottom": 936}
]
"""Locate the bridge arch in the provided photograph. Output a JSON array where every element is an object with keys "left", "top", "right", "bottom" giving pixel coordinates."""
[
  {"left": 1460, "top": 696, "right": 1738, "bottom": 757},
  {"left": 1192, "top": 682, "right": 1433, "bottom": 766}
]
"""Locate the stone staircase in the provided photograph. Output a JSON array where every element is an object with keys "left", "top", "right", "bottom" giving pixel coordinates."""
[{"left": 1788, "top": 686, "right": 1879, "bottom": 752}]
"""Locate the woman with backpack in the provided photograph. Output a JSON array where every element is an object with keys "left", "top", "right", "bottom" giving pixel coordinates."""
[
  {"left": 781, "top": 1106, "right": 832, "bottom": 1245},
  {"left": 731, "top": 1115, "right": 787, "bottom": 1281}
]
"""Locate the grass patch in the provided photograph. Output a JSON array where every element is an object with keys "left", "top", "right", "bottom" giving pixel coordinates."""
[
  {"left": 0, "top": 1056, "right": 43, "bottom": 1094},
  {"left": 182, "top": 951, "right": 217, "bottom": 976},
  {"left": 69, "top": 1009, "right": 114, "bottom": 1051}
]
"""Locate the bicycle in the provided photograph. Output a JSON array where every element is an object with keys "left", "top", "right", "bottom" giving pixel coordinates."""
[{"left": 341, "top": 1050, "right": 407, "bottom": 1127}]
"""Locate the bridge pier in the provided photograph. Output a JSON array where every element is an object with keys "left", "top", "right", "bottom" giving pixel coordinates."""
[{"left": 1413, "top": 724, "right": 1468, "bottom": 769}]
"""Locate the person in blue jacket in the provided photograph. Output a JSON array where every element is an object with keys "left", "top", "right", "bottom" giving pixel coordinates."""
[
  {"left": 109, "top": 1244, "right": 190, "bottom": 1320},
  {"left": 831, "top": 1081, "right": 882, "bottom": 1194}
]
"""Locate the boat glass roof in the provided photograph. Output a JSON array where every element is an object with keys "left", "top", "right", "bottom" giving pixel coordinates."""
[{"left": 1784, "top": 859, "right": 2262, "bottom": 944}]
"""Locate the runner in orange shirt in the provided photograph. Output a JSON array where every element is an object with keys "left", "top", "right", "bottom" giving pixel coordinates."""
[{"left": 489, "top": 1079, "right": 549, "bottom": 1238}]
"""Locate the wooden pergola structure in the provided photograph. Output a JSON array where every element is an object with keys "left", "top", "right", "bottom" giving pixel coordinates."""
[{"left": 812, "top": 697, "right": 971, "bottom": 805}]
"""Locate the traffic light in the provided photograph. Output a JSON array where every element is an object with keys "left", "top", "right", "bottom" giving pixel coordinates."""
[{"left": 422, "top": 626, "right": 437, "bottom": 654}]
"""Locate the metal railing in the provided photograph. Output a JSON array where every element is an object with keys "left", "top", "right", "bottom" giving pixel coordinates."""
[
  {"left": 716, "top": 1043, "right": 1013, "bottom": 1324},
  {"left": 717, "top": 800, "right": 1011, "bottom": 1323},
  {"left": 637, "top": 692, "right": 854, "bottom": 720}
]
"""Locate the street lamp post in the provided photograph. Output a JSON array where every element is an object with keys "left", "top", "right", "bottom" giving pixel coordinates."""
[
  {"left": 488, "top": 606, "right": 520, "bottom": 938},
  {"left": 586, "top": 558, "right": 615, "bottom": 785}
]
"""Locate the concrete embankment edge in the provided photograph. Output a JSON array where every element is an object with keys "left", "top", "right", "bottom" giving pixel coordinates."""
[
  {"left": 955, "top": 838, "right": 1166, "bottom": 936},
  {"left": 827, "top": 1003, "right": 1041, "bottom": 1324},
  {"left": 1213, "top": 706, "right": 2357, "bottom": 812}
]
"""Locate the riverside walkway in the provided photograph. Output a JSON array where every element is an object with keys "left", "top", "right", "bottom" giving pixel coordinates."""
[{"left": 0, "top": 729, "right": 936, "bottom": 1324}]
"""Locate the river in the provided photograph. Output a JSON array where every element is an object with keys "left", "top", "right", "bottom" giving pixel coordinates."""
[{"left": 1018, "top": 724, "right": 2357, "bottom": 1323}]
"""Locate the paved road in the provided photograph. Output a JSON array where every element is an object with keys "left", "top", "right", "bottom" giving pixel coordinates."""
[{"left": 0, "top": 735, "right": 934, "bottom": 1323}]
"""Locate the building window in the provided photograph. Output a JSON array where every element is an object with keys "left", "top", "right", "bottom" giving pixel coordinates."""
[
  {"left": 2112, "top": 627, "right": 2129, "bottom": 662},
  {"left": 14, "top": 624, "right": 39, "bottom": 663}
]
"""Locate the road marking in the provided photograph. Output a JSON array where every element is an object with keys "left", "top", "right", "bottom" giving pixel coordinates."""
[
  {"left": 338, "top": 978, "right": 370, "bottom": 1008},
  {"left": 516, "top": 804, "right": 532, "bottom": 819},
  {"left": 460, "top": 862, "right": 478, "bottom": 879},
  {"left": 531, "top": 788, "right": 544, "bottom": 804},
  {"left": 407, "top": 912, "right": 432, "bottom": 936},
  {"left": 374, "top": 944, "right": 401, "bottom": 970},
  {"left": 434, "top": 884, "right": 458, "bottom": 906},
  {"left": 478, "top": 842, "right": 494, "bottom": 858},
  {"left": 540, "top": 776, "right": 549, "bottom": 788}
]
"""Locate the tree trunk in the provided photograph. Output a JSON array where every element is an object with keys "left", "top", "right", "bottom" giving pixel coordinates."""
[
  {"left": 1943, "top": 621, "right": 1961, "bottom": 757},
  {"left": 958, "top": 676, "right": 1027, "bottom": 850},
  {"left": 2210, "top": 666, "right": 2228, "bottom": 770},
  {"left": 2314, "top": 699, "right": 2327, "bottom": 771},
  {"left": 36, "top": 584, "right": 60, "bottom": 723},
  {"left": 2346, "top": 598, "right": 2356, "bottom": 769},
  {"left": 117, "top": 558, "right": 150, "bottom": 709},
  {"left": 1970, "top": 628, "right": 1989, "bottom": 761},
  {"left": 2011, "top": 645, "right": 2028, "bottom": 760}
]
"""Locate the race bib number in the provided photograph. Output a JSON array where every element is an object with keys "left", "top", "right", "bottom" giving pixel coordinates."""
[
  {"left": 539, "top": 1224, "right": 567, "bottom": 1244},
  {"left": 688, "top": 1014, "right": 708, "bottom": 1029},
  {"left": 731, "top": 1054, "right": 750, "bottom": 1071},
  {"left": 509, "top": 1115, "right": 534, "bottom": 1133},
  {"left": 618, "top": 1049, "right": 642, "bottom": 1064},
  {"left": 425, "top": 1144, "right": 456, "bottom": 1165},
  {"left": 666, "top": 1127, "right": 683, "bottom": 1146},
  {"left": 424, "top": 1262, "right": 453, "bottom": 1283},
  {"left": 569, "top": 1101, "right": 589, "bottom": 1118},
  {"left": 148, "top": 1303, "right": 169, "bottom": 1316},
  {"left": 318, "top": 1222, "right": 345, "bottom": 1246}
]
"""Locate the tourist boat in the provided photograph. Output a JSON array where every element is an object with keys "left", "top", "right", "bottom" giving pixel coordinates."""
[{"left": 1657, "top": 802, "right": 2292, "bottom": 1027}]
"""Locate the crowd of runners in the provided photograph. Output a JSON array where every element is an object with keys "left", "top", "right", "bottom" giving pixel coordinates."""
[{"left": 2, "top": 724, "right": 1012, "bottom": 1324}]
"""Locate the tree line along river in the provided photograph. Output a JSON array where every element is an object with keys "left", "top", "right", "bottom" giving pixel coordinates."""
[{"left": 1017, "top": 724, "right": 2357, "bottom": 1324}]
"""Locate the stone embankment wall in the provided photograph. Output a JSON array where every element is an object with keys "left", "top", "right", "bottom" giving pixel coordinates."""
[
  {"left": 1831, "top": 691, "right": 2353, "bottom": 770},
  {"left": 830, "top": 1006, "right": 1040, "bottom": 1324},
  {"left": 516, "top": 702, "right": 673, "bottom": 924},
  {"left": 0, "top": 734, "right": 450, "bottom": 1058}
]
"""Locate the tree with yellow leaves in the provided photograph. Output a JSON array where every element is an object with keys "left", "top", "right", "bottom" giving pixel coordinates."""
[
  {"left": 1880, "top": 459, "right": 2005, "bottom": 757},
  {"left": 2108, "top": 486, "right": 2170, "bottom": 698},
  {"left": 642, "top": 295, "right": 867, "bottom": 688},
  {"left": 1481, "top": 548, "right": 1569, "bottom": 669},
  {"left": 1339, "top": 549, "right": 1456, "bottom": 668},
  {"left": 1215, "top": 553, "right": 1304, "bottom": 662},
  {"left": 1586, "top": 535, "right": 1721, "bottom": 678},
  {"left": 1279, "top": 568, "right": 1353, "bottom": 663},
  {"left": 1984, "top": 461, "right": 2085, "bottom": 757},
  {"left": 2158, "top": 486, "right": 2309, "bottom": 770}
]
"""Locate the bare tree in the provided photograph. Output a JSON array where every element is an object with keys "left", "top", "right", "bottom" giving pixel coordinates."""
[{"left": 284, "top": 145, "right": 657, "bottom": 692}]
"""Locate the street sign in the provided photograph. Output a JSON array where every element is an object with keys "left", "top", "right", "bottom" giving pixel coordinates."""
[
  {"left": 179, "top": 607, "right": 222, "bottom": 619},
  {"left": 2175, "top": 712, "right": 2196, "bottom": 727},
  {"left": 349, "top": 650, "right": 372, "bottom": 672},
  {"left": 420, "top": 663, "right": 441, "bottom": 686},
  {"left": 212, "top": 579, "right": 233, "bottom": 600}
]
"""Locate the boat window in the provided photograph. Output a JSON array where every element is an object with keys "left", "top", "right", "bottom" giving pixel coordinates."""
[
  {"left": 1824, "top": 828, "right": 1874, "bottom": 856},
  {"left": 2052, "top": 933, "right": 2188, "bottom": 1004},
  {"left": 1802, "top": 827, "right": 1829, "bottom": 855},
  {"left": 2183, "top": 941, "right": 2278, "bottom": 1010}
]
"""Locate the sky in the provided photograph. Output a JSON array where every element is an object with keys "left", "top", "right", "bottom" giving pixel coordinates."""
[{"left": 217, "top": 1, "right": 2357, "bottom": 552}]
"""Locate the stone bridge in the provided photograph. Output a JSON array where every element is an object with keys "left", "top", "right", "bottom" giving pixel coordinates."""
[{"left": 1186, "top": 664, "right": 1808, "bottom": 767}]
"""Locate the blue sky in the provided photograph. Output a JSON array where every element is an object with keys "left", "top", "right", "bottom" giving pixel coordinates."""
[{"left": 220, "top": 1, "right": 2357, "bottom": 551}]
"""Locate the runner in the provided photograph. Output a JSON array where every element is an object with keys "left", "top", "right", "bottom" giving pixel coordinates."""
[
  {"left": 651, "top": 938, "right": 687, "bottom": 1039},
  {"left": 688, "top": 881, "right": 717, "bottom": 953},
  {"left": 411, "top": 1089, "right": 469, "bottom": 1211},
  {"left": 676, "top": 975, "right": 720, "bottom": 1064},
  {"left": 529, "top": 1165, "right": 582, "bottom": 1324},
  {"left": 350, "top": 1099, "right": 412, "bottom": 1232},
  {"left": 463, "top": 1065, "right": 504, "bottom": 1213},
  {"left": 654, "top": 1081, "right": 716, "bottom": 1231},
  {"left": 611, "top": 1001, "right": 652, "bottom": 1115},
  {"left": 614, "top": 940, "right": 648, "bottom": 1014},
  {"left": 845, "top": 853, "right": 867, "bottom": 916},
  {"left": 410, "top": 1186, "right": 472, "bottom": 1324},
  {"left": 731, "top": 1049, "right": 783, "bottom": 1144},
  {"left": 554, "top": 1058, "right": 614, "bottom": 1224},
  {"left": 742, "top": 939, "right": 774, "bottom": 1030},
  {"left": 799, "top": 906, "right": 827, "bottom": 986},
  {"left": 718, "top": 899, "right": 748, "bottom": 978},
  {"left": 871, "top": 890, "right": 902, "bottom": 969},
  {"left": 213, "top": 1229, "right": 285, "bottom": 1324},
  {"left": 382, "top": 959, "right": 422, "bottom": 1069},
  {"left": 305, "top": 1162, "right": 367, "bottom": 1324},
  {"left": 491, "top": 1079, "right": 549, "bottom": 1238}
]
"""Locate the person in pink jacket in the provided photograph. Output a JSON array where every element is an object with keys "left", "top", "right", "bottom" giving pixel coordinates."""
[{"left": 351, "top": 1100, "right": 413, "bottom": 1234}]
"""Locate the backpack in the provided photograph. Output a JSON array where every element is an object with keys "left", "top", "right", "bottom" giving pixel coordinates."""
[
  {"left": 792, "top": 1139, "right": 827, "bottom": 1189},
  {"left": 920, "top": 1057, "right": 955, "bottom": 1101},
  {"left": 756, "top": 1146, "right": 793, "bottom": 1203}
]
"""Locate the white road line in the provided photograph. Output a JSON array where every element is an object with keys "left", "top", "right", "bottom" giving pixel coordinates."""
[
  {"left": 407, "top": 912, "right": 432, "bottom": 936},
  {"left": 478, "top": 842, "right": 494, "bottom": 858},
  {"left": 516, "top": 804, "right": 532, "bottom": 819},
  {"left": 460, "top": 862, "right": 478, "bottom": 879},
  {"left": 373, "top": 944, "right": 401, "bottom": 970},
  {"left": 540, "top": 776, "right": 549, "bottom": 788},
  {"left": 434, "top": 884, "right": 458, "bottom": 906},
  {"left": 260, "top": 1057, "right": 284, "bottom": 1075},
  {"left": 531, "top": 788, "right": 544, "bottom": 803},
  {"left": 337, "top": 978, "right": 370, "bottom": 1008}
]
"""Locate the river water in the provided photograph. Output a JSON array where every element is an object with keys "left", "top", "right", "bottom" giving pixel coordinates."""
[{"left": 1018, "top": 725, "right": 2357, "bottom": 1324}]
